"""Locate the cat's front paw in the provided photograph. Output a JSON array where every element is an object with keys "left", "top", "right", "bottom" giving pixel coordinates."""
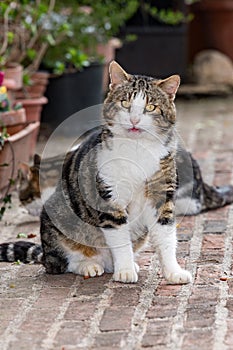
[
  {"left": 165, "top": 268, "right": 192, "bottom": 284},
  {"left": 113, "top": 267, "right": 138, "bottom": 283}
]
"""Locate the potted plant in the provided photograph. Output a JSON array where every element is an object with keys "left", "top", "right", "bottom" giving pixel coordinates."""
[
  {"left": 0, "top": 0, "right": 73, "bottom": 123},
  {"left": 115, "top": 0, "right": 193, "bottom": 80},
  {"left": 0, "top": 77, "right": 40, "bottom": 193},
  {"left": 41, "top": 0, "right": 138, "bottom": 133}
]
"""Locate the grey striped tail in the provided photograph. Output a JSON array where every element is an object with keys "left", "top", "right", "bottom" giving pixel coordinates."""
[
  {"left": 0, "top": 241, "right": 43, "bottom": 263},
  {"left": 203, "top": 184, "right": 233, "bottom": 210}
]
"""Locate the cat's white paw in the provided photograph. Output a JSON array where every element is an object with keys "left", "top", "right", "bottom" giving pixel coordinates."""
[
  {"left": 78, "top": 261, "right": 104, "bottom": 277},
  {"left": 134, "top": 262, "right": 140, "bottom": 273},
  {"left": 113, "top": 267, "right": 138, "bottom": 283},
  {"left": 165, "top": 269, "right": 192, "bottom": 284}
]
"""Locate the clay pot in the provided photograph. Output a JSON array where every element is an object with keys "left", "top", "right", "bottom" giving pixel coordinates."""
[
  {"left": 4, "top": 64, "right": 23, "bottom": 90},
  {"left": 97, "top": 38, "right": 121, "bottom": 92},
  {"left": 0, "top": 108, "right": 26, "bottom": 135},
  {"left": 16, "top": 96, "right": 48, "bottom": 123},
  {"left": 189, "top": 0, "right": 233, "bottom": 62},
  {"left": 0, "top": 122, "right": 40, "bottom": 192},
  {"left": 15, "top": 71, "right": 49, "bottom": 99}
]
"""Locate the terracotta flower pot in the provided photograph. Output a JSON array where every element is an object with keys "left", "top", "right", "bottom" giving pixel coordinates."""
[
  {"left": 16, "top": 96, "right": 48, "bottom": 123},
  {"left": 0, "top": 121, "right": 40, "bottom": 192},
  {"left": 15, "top": 71, "right": 49, "bottom": 99},
  {"left": 97, "top": 38, "right": 121, "bottom": 92},
  {"left": 0, "top": 108, "right": 26, "bottom": 135},
  {"left": 4, "top": 64, "right": 23, "bottom": 90},
  {"left": 189, "top": 0, "right": 233, "bottom": 62}
]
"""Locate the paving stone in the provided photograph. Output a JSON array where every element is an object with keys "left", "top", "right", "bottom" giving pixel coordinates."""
[
  {"left": 99, "top": 307, "right": 135, "bottom": 332},
  {"left": 94, "top": 332, "right": 127, "bottom": 348},
  {"left": 203, "top": 220, "right": 227, "bottom": 234}
]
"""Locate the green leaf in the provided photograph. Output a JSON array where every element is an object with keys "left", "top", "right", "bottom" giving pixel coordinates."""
[
  {"left": 26, "top": 49, "right": 36, "bottom": 61},
  {"left": 53, "top": 61, "right": 65, "bottom": 75},
  {"left": 46, "top": 34, "right": 56, "bottom": 46},
  {"left": 7, "top": 31, "right": 14, "bottom": 44},
  {"left": 17, "top": 233, "right": 27, "bottom": 238}
]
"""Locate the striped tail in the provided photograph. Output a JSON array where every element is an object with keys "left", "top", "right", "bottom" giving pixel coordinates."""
[
  {"left": 0, "top": 241, "right": 43, "bottom": 263},
  {"left": 203, "top": 184, "right": 233, "bottom": 210}
]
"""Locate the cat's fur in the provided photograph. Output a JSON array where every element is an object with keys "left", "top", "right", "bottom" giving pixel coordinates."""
[
  {"left": 1, "top": 61, "right": 233, "bottom": 284},
  {"left": 18, "top": 146, "right": 233, "bottom": 218}
]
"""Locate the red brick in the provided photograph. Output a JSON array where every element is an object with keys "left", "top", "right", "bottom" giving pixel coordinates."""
[
  {"left": 185, "top": 303, "right": 216, "bottom": 329},
  {"left": 94, "top": 332, "right": 127, "bottom": 348},
  {"left": 146, "top": 319, "right": 172, "bottom": 334},
  {"left": 155, "top": 282, "right": 182, "bottom": 297},
  {"left": 202, "top": 234, "right": 225, "bottom": 250},
  {"left": 0, "top": 299, "right": 23, "bottom": 321},
  {"left": 110, "top": 287, "right": 140, "bottom": 307},
  {"left": 203, "top": 222, "right": 227, "bottom": 235},
  {"left": 182, "top": 330, "right": 214, "bottom": 350},
  {"left": 149, "top": 297, "right": 179, "bottom": 319},
  {"left": 77, "top": 274, "right": 111, "bottom": 296},
  {"left": 142, "top": 319, "right": 172, "bottom": 347},
  {"left": 100, "top": 307, "right": 135, "bottom": 331},
  {"left": 226, "top": 298, "right": 233, "bottom": 317},
  {"left": 54, "top": 321, "right": 88, "bottom": 347},
  {"left": 226, "top": 280, "right": 233, "bottom": 295},
  {"left": 42, "top": 273, "right": 76, "bottom": 287},
  {"left": 207, "top": 206, "right": 229, "bottom": 220},
  {"left": 195, "top": 264, "right": 222, "bottom": 285},
  {"left": 178, "top": 216, "right": 195, "bottom": 228},
  {"left": 189, "top": 286, "right": 219, "bottom": 304},
  {"left": 225, "top": 319, "right": 233, "bottom": 346},
  {"left": 64, "top": 299, "right": 97, "bottom": 321},
  {"left": 142, "top": 333, "right": 168, "bottom": 347}
]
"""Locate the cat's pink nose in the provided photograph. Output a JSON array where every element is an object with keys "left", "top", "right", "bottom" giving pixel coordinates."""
[{"left": 130, "top": 117, "right": 139, "bottom": 126}]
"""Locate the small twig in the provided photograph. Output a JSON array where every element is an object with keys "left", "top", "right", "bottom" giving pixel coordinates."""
[
  {"left": 0, "top": 4, "right": 11, "bottom": 56},
  {"left": 27, "top": 42, "right": 49, "bottom": 73},
  {"left": 19, "top": 0, "right": 56, "bottom": 70}
]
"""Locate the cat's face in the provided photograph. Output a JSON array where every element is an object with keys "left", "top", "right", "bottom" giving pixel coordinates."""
[{"left": 103, "top": 61, "right": 180, "bottom": 143}]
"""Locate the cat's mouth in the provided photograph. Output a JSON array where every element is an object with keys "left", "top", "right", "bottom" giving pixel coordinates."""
[{"left": 128, "top": 127, "right": 142, "bottom": 134}]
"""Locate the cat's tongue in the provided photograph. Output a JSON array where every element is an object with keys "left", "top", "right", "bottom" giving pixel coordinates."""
[{"left": 129, "top": 127, "right": 141, "bottom": 133}]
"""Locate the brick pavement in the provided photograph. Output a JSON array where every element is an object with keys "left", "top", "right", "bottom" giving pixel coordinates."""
[{"left": 0, "top": 97, "right": 233, "bottom": 350}]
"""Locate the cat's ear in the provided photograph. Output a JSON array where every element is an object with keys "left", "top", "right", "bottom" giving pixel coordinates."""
[
  {"left": 157, "top": 75, "right": 180, "bottom": 101},
  {"left": 109, "top": 61, "right": 130, "bottom": 89},
  {"left": 18, "top": 163, "right": 33, "bottom": 181}
]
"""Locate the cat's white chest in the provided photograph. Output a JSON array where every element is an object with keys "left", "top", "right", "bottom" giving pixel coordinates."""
[{"left": 98, "top": 137, "right": 167, "bottom": 207}]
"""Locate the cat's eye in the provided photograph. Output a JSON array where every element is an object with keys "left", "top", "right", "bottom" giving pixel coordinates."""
[
  {"left": 145, "top": 104, "right": 156, "bottom": 112},
  {"left": 145, "top": 104, "right": 161, "bottom": 115},
  {"left": 121, "top": 100, "right": 131, "bottom": 109}
]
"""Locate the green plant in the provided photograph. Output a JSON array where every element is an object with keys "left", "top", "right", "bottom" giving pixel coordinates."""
[
  {"left": 0, "top": 0, "right": 71, "bottom": 74},
  {"left": 147, "top": 6, "right": 193, "bottom": 25},
  {"left": 123, "top": 0, "right": 196, "bottom": 27},
  {"left": 42, "top": 0, "right": 139, "bottom": 74}
]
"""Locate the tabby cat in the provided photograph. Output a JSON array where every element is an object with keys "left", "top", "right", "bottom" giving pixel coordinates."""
[
  {"left": 1, "top": 61, "right": 233, "bottom": 284},
  {"left": 18, "top": 146, "right": 233, "bottom": 218}
]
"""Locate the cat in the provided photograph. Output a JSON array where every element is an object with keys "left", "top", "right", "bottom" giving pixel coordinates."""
[
  {"left": 18, "top": 141, "right": 233, "bottom": 218},
  {"left": 1, "top": 61, "right": 233, "bottom": 285}
]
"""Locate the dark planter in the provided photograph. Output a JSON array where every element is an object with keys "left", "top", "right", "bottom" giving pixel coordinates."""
[
  {"left": 116, "top": 25, "right": 188, "bottom": 80},
  {"left": 41, "top": 64, "right": 104, "bottom": 131},
  {"left": 188, "top": 0, "right": 233, "bottom": 62}
]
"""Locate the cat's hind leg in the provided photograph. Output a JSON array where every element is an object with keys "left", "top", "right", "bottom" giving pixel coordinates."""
[{"left": 67, "top": 250, "right": 105, "bottom": 277}]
